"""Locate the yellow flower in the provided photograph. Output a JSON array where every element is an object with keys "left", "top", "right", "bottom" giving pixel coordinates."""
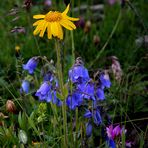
[{"left": 33, "top": 4, "right": 79, "bottom": 40}]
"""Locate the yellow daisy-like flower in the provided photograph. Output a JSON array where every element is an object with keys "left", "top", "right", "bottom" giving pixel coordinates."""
[{"left": 33, "top": 4, "right": 79, "bottom": 40}]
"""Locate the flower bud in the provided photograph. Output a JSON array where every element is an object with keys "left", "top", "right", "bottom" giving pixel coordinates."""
[
  {"left": 93, "top": 35, "right": 100, "bottom": 46},
  {"left": 84, "top": 20, "right": 91, "bottom": 33},
  {"left": 110, "top": 56, "right": 123, "bottom": 83},
  {"left": 6, "top": 100, "right": 16, "bottom": 114}
]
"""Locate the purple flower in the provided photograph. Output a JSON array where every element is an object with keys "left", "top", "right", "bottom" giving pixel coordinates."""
[
  {"left": 43, "top": 72, "right": 54, "bottom": 82},
  {"left": 108, "top": 0, "right": 117, "bottom": 5},
  {"left": 93, "top": 109, "right": 102, "bottom": 126},
  {"left": 86, "top": 122, "right": 92, "bottom": 137},
  {"left": 23, "top": 57, "right": 38, "bottom": 74},
  {"left": 66, "top": 91, "right": 83, "bottom": 110},
  {"left": 100, "top": 74, "right": 111, "bottom": 89},
  {"left": 69, "top": 65, "right": 89, "bottom": 83},
  {"left": 106, "top": 137, "right": 116, "bottom": 148},
  {"left": 106, "top": 125, "right": 121, "bottom": 140},
  {"left": 35, "top": 82, "right": 52, "bottom": 102},
  {"left": 21, "top": 80, "right": 30, "bottom": 93},
  {"left": 96, "top": 87, "right": 105, "bottom": 100},
  {"left": 52, "top": 91, "right": 62, "bottom": 106},
  {"left": 78, "top": 81, "right": 95, "bottom": 101},
  {"left": 84, "top": 110, "right": 92, "bottom": 118}
]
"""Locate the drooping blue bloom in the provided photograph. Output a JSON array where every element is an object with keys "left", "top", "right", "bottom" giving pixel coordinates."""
[
  {"left": 100, "top": 74, "right": 111, "bottom": 88},
  {"left": 66, "top": 91, "right": 83, "bottom": 110},
  {"left": 78, "top": 81, "right": 95, "bottom": 100},
  {"left": 86, "top": 122, "right": 92, "bottom": 137},
  {"left": 69, "top": 65, "right": 89, "bottom": 83},
  {"left": 23, "top": 57, "right": 38, "bottom": 74},
  {"left": 35, "top": 82, "right": 52, "bottom": 102},
  {"left": 43, "top": 72, "right": 54, "bottom": 82},
  {"left": 52, "top": 91, "right": 62, "bottom": 106},
  {"left": 106, "top": 137, "right": 116, "bottom": 148},
  {"left": 84, "top": 110, "right": 92, "bottom": 118},
  {"left": 21, "top": 80, "right": 30, "bottom": 93},
  {"left": 93, "top": 109, "right": 102, "bottom": 126},
  {"left": 96, "top": 87, "right": 105, "bottom": 100}
]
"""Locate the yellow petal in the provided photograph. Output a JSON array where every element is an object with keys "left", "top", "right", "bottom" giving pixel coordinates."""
[
  {"left": 59, "top": 20, "right": 73, "bottom": 30},
  {"left": 33, "top": 15, "right": 45, "bottom": 19},
  {"left": 62, "top": 4, "right": 70, "bottom": 15},
  {"left": 57, "top": 23, "right": 63, "bottom": 40},
  {"left": 39, "top": 22, "right": 48, "bottom": 37},
  {"left": 33, "top": 20, "right": 42, "bottom": 26},
  {"left": 51, "top": 22, "right": 58, "bottom": 37},
  {"left": 47, "top": 23, "right": 52, "bottom": 39},
  {"left": 61, "top": 19, "right": 76, "bottom": 30},
  {"left": 64, "top": 15, "right": 79, "bottom": 21},
  {"left": 33, "top": 21, "right": 43, "bottom": 35}
]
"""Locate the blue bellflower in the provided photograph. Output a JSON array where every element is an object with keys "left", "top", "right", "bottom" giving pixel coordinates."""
[
  {"left": 66, "top": 91, "right": 83, "bottom": 110},
  {"left": 96, "top": 87, "right": 105, "bottom": 100},
  {"left": 93, "top": 109, "right": 102, "bottom": 126},
  {"left": 52, "top": 91, "right": 62, "bottom": 106},
  {"left": 78, "top": 81, "right": 95, "bottom": 101},
  {"left": 35, "top": 82, "right": 52, "bottom": 102},
  {"left": 100, "top": 74, "right": 111, "bottom": 88},
  {"left": 69, "top": 65, "right": 89, "bottom": 83},
  {"left": 21, "top": 80, "right": 30, "bottom": 93},
  {"left": 23, "top": 57, "right": 38, "bottom": 74},
  {"left": 86, "top": 122, "right": 92, "bottom": 137},
  {"left": 106, "top": 137, "right": 116, "bottom": 148}
]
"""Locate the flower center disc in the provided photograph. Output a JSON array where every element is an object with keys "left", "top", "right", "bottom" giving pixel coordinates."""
[{"left": 45, "top": 12, "right": 62, "bottom": 22}]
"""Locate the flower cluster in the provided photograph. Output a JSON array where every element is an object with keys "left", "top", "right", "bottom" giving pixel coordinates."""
[{"left": 21, "top": 56, "right": 111, "bottom": 137}]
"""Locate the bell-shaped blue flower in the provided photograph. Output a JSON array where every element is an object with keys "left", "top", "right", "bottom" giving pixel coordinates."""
[
  {"left": 84, "top": 110, "right": 92, "bottom": 118},
  {"left": 86, "top": 122, "right": 92, "bottom": 137},
  {"left": 69, "top": 65, "right": 89, "bottom": 83},
  {"left": 52, "top": 91, "right": 62, "bottom": 106},
  {"left": 100, "top": 74, "right": 111, "bottom": 88},
  {"left": 96, "top": 87, "right": 105, "bottom": 100},
  {"left": 66, "top": 91, "right": 83, "bottom": 110},
  {"left": 93, "top": 109, "right": 102, "bottom": 126},
  {"left": 35, "top": 82, "right": 52, "bottom": 102},
  {"left": 78, "top": 81, "right": 95, "bottom": 100},
  {"left": 21, "top": 80, "right": 30, "bottom": 93},
  {"left": 106, "top": 137, "right": 116, "bottom": 148},
  {"left": 23, "top": 57, "right": 38, "bottom": 74}
]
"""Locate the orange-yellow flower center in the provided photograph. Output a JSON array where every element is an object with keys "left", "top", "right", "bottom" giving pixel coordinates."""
[{"left": 45, "top": 11, "right": 62, "bottom": 22}]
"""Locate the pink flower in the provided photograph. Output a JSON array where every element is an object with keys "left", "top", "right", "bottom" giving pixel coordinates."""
[
  {"left": 108, "top": 0, "right": 117, "bottom": 5},
  {"left": 106, "top": 125, "right": 121, "bottom": 139}
]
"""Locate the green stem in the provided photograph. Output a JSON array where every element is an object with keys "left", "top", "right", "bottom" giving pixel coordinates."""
[
  {"left": 89, "top": 9, "right": 122, "bottom": 68},
  {"left": 71, "top": 31, "right": 75, "bottom": 64},
  {"left": 55, "top": 39, "right": 68, "bottom": 147}
]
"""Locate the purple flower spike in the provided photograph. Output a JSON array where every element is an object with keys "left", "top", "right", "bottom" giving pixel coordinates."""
[
  {"left": 86, "top": 122, "right": 92, "bottom": 137},
  {"left": 23, "top": 57, "right": 38, "bottom": 74},
  {"left": 35, "top": 82, "right": 52, "bottom": 102},
  {"left": 21, "top": 80, "right": 30, "bottom": 93},
  {"left": 106, "top": 125, "right": 122, "bottom": 140}
]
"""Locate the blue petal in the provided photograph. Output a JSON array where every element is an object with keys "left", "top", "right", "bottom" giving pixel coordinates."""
[
  {"left": 86, "top": 122, "right": 92, "bottom": 137},
  {"left": 21, "top": 80, "right": 30, "bottom": 93}
]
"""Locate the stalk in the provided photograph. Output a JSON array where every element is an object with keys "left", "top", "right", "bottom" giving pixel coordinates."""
[{"left": 55, "top": 39, "right": 68, "bottom": 147}]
